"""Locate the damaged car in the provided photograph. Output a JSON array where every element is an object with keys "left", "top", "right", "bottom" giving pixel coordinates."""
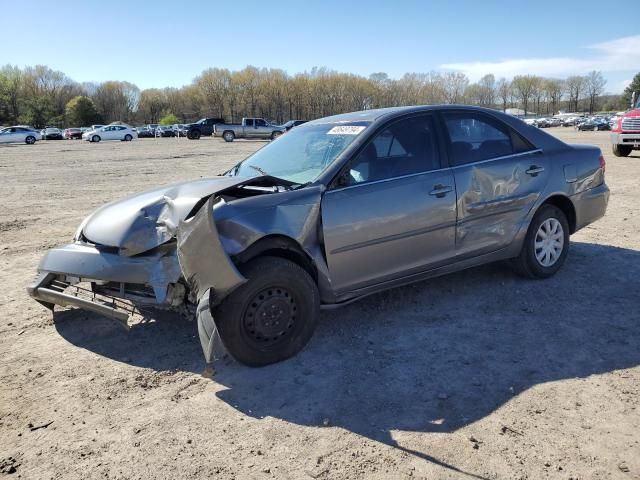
[{"left": 29, "top": 106, "right": 609, "bottom": 366}]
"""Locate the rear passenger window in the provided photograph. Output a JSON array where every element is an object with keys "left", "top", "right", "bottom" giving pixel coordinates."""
[
  {"left": 443, "top": 112, "right": 534, "bottom": 166},
  {"left": 347, "top": 115, "right": 440, "bottom": 186}
]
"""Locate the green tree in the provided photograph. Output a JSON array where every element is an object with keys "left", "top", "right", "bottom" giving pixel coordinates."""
[
  {"left": 622, "top": 72, "right": 640, "bottom": 109},
  {"left": 65, "top": 96, "right": 99, "bottom": 126},
  {"left": 159, "top": 113, "right": 179, "bottom": 125},
  {"left": 19, "top": 96, "right": 54, "bottom": 128}
]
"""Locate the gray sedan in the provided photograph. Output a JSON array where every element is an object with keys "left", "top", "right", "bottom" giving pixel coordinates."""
[{"left": 29, "top": 105, "right": 609, "bottom": 366}]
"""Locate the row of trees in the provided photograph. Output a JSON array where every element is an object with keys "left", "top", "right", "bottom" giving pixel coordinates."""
[{"left": 0, "top": 64, "right": 633, "bottom": 129}]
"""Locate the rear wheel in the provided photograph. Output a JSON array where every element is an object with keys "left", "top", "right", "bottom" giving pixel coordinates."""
[
  {"left": 124, "top": 134, "right": 132, "bottom": 142},
  {"left": 25, "top": 136, "right": 36, "bottom": 145},
  {"left": 271, "top": 131, "right": 282, "bottom": 140},
  {"left": 223, "top": 131, "right": 235, "bottom": 142},
  {"left": 612, "top": 144, "right": 632, "bottom": 157},
  {"left": 92, "top": 135, "right": 101, "bottom": 143},
  {"left": 213, "top": 256, "right": 320, "bottom": 367},
  {"left": 512, "top": 204, "right": 570, "bottom": 279}
]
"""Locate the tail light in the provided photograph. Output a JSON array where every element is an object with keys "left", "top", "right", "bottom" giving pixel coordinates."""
[{"left": 599, "top": 153, "right": 606, "bottom": 173}]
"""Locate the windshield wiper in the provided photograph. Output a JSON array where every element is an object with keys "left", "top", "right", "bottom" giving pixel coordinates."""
[{"left": 249, "top": 165, "right": 269, "bottom": 176}]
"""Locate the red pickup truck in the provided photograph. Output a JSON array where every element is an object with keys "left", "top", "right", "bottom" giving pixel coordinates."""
[{"left": 611, "top": 93, "right": 640, "bottom": 157}]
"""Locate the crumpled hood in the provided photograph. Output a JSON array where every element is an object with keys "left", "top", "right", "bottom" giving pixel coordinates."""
[{"left": 82, "top": 176, "right": 248, "bottom": 256}]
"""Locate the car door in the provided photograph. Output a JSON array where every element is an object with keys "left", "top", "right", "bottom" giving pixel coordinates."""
[
  {"left": 243, "top": 118, "right": 256, "bottom": 138},
  {"left": 442, "top": 110, "right": 550, "bottom": 258},
  {"left": 0, "top": 128, "right": 17, "bottom": 143},
  {"left": 321, "top": 114, "right": 457, "bottom": 294},
  {"left": 254, "top": 119, "right": 270, "bottom": 138}
]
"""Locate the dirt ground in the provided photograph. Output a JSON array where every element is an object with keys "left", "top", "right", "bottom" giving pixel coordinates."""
[{"left": 0, "top": 129, "right": 638, "bottom": 480}]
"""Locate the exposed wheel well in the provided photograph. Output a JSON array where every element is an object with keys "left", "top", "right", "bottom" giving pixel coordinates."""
[
  {"left": 233, "top": 235, "right": 317, "bottom": 283},
  {"left": 541, "top": 195, "right": 576, "bottom": 234}
]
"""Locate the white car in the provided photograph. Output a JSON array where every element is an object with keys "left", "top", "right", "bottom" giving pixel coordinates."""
[
  {"left": 82, "top": 125, "right": 138, "bottom": 142},
  {"left": 0, "top": 126, "right": 42, "bottom": 144}
]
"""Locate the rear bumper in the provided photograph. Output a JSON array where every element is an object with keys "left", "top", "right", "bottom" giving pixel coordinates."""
[
  {"left": 573, "top": 183, "right": 609, "bottom": 231},
  {"left": 610, "top": 132, "right": 640, "bottom": 147}
]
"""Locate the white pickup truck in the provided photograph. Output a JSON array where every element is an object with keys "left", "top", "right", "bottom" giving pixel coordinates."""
[{"left": 213, "top": 118, "right": 285, "bottom": 142}]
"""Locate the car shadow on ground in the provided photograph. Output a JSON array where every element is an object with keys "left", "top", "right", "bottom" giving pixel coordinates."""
[{"left": 54, "top": 241, "right": 640, "bottom": 478}]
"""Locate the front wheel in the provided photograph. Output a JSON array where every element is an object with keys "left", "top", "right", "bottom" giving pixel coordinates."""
[
  {"left": 25, "top": 136, "right": 36, "bottom": 145},
  {"left": 612, "top": 144, "right": 632, "bottom": 157},
  {"left": 213, "top": 256, "right": 320, "bottom": 367},
  {"left": 512, "top": 204, "right": 570, "bottom": 279},
  {"left": 92, "top": 135, "right": 101, "bottom": 143},
  {"left": 271, "top": 131, "right": 282, "bottom": 140},
  {"left": 189, "top": 130, "right": 201, "bottom": 140},
  {"left": 223, "top": 131, "right": 235, "bottom": 142}
]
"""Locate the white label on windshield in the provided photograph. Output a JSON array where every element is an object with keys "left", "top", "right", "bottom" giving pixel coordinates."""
[{"left": 327, "top": 125, "right": 366, "bottom": 135}]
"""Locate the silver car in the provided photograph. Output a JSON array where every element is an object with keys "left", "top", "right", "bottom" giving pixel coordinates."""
[{"left": 29, "top": 106, "right": 609, "bottom": 366}]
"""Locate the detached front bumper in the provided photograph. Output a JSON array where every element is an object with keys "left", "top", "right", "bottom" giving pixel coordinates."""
[{"left": 27, "top": 242, "right": 183, "bottom": 325}]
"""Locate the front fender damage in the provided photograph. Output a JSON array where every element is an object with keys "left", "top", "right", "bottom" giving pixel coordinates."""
[{"left": 177, "top": 195, "right": 248, "bottom": 362}]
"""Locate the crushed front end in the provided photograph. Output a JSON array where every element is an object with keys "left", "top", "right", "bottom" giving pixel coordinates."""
[{"left": 27, "top": 240, "right": 186, "bottom": 328}]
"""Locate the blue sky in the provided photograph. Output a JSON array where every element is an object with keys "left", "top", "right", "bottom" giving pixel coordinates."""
[{"left": 3, "top": 0, "right": 638, "bottom": 93}]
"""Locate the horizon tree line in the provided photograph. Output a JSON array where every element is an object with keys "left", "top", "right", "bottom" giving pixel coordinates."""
[{"left": 0, "top": 63, "right": 630, "bottom": 129}]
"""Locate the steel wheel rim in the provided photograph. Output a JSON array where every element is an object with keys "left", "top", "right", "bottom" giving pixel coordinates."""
[
  {"left": 534, "top": 218, "right": 564, "bottom": 267},
  {"left": 243, "top": 287, "right": 297, "bottom": 346}
]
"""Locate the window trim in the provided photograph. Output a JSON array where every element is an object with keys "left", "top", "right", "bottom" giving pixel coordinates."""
[
  {"left": 441, "top": 109, "right": 538, "bottom": 167},
  {"left": 328, "top": 112, "right": 446, "bottom": 191}
]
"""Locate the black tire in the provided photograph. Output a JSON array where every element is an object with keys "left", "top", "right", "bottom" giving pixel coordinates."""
[
  {"left": 213, "top": 256, "right": 320, "bottom": 367},
  {"left": 612, "top": 144, "right": 632, "bottom": 157},
  {"left": 25, "top": 136, "right": 36, "bottom": 145},
  {"left": 512, "top": 204, "right": 570, "bottom": 279},
  {"left": 223, "top": 131, "right": 235, "bottom": 142},
  {"left": 271, "top": 131, "right": 282, "bottom": 140},
  {"left": 124, "top": 134, "right": 132, "bottom": 142},
  {"left": 189, "top": 129, "right": 201, "bottom": 140},
  {"left": 92, "top": 135, "right": 101, "bottom": 143}
]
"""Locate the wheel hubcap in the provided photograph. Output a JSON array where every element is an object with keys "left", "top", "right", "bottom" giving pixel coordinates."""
[
  {"left": 534, "top": 218, "right": 564, "bottom": 267},
  {"left": 243, "top": 288, "right": 297, "bottom": 345}
]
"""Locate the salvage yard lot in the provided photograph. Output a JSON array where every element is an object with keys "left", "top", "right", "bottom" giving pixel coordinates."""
[{"left": 0, "top": 130, "right": 639, "bottom": 479}]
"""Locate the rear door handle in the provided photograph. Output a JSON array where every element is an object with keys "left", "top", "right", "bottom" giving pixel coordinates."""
[
  {"left": 429, "top": 184, "right": 453, "bottom": 197},
  {"left": 526, "top": 165, "right": 545, "bottom": 176}
]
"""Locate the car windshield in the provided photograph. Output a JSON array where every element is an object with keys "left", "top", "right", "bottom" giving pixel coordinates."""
[{"left": 229, "top": 122, "right": 370, "bottom": 184}]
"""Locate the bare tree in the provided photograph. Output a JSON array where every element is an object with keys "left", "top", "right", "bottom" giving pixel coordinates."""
[
  {"left": 496, "top": 78, "right": 511, "bottom": 112},
  {"left": 511, "top": 75, "right": 537, "bottom": 115},
  {"left": 566, "top": 75, "right": 586, "bottom": 112},
  {"left": 585, "top": 71, "right": 606, "bottom": 114}
]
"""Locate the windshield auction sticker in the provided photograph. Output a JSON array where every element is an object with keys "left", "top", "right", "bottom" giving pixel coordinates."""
[{"left": 327, "top": 126, "right": 366, "bottom": 135}]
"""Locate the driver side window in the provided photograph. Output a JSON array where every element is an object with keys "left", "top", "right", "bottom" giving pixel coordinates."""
[{"left": 345, "top": 115, "right": 441, "bottom": 186}]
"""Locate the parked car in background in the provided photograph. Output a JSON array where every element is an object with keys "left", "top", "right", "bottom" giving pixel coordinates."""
[
  {"left": 185, "top": 118, "right": 225, "bottom": 139},
  {"left": 577, "top": 119, "right": 610, "bottom": 131},
  {"left": 213, "top": 117, "right": 285, "bottom": 142},
  {"left": 136, "top": 127, "right": 154, "bottom": 138},
  {"left": 28, "top": 105, "right": 609, "bottom": 366},
  {"left": 535, "top": 118, "right": 551, "bottom": 128},
  {"left": 173, "top": 124, "right": 187, "bottom": 137},
  {"left": 280, "top": 120, "right": 308, "bottom": 131},
  {"left": 63, "top": 128, "right": 83, "bottom": 139},
  {"left": 82, "top": 125, "right": 137, "bottom": 142},
  {"left": 0, "top": 126, "right": 41, "bottom": 144},
  {"left": 156, "top": 126, "right": 176, "bottom": 137},
  {"left": 41, "top": 127, "right": 64, "bottom": 140}
]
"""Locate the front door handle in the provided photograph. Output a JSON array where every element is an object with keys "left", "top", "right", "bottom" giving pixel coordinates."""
[
  {"left": 429, "top": 184, "right": 453, "bottom": 197},
  {"left": 526, "top": 165, "right": 545, "bottom": 176}
]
